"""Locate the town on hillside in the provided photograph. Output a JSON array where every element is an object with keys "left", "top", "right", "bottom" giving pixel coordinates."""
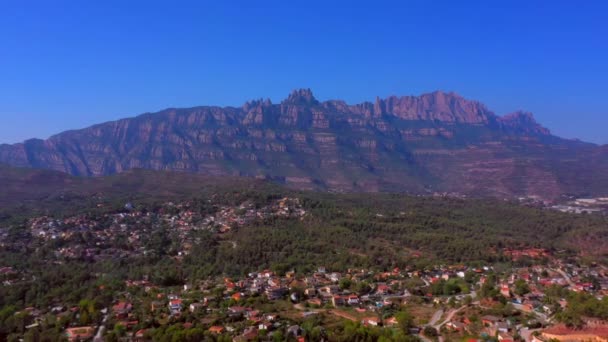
[{"left": 1, "top": 196, "right": 608, "bottom": 342}]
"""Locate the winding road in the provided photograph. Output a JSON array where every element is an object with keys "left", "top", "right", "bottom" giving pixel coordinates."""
[
  {"left": 428, "top": 309, "right": 444, "bottom": 327},
  {"left": 93, "top": 310, "right": 109, "bottom": 342}
]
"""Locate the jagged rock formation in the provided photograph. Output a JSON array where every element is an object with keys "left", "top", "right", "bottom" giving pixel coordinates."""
[{"left": 1, "top": 89, "right": 606, "bottom": 199}]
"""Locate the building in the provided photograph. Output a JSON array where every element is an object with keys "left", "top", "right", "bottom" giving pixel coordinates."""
[{"left": 65, "top": 326, "right": 95, "bottom": 341}]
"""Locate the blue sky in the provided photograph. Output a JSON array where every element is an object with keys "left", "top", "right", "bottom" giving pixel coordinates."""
[{"left": 1, "top": 1, "right": 607, "bottom": 144}]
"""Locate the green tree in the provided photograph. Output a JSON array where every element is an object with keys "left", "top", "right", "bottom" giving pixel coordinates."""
[
  {"left": 396, "top": 310, "right": 415, "bottom": 334},
  {"left": 514, "top": 279, "right": 530, "bottom": 296}
]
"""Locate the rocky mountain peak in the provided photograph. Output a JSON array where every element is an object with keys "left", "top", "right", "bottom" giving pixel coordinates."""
[
  {"left": 499, "top": 110, "right": 551, "bottom": 135},
  {"left": 369, "top": 90, "right": 493, "bottom": 124},
  {"left": 242, "top": 98, "right": 272, "bottom": 112},
  {"left": 282, "top": 88, "right": 318, "bottom": 105},
  {"left": 1, "top": 89, "right": 605, "bottom": 200}
]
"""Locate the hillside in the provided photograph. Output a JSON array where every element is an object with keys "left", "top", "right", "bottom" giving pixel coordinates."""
[
  {"left": 2, "top": 164, "right": 608, "bottom": 341},
  {"left": 1, "top": 165, "right": 606, "bottom": 265},
  {"left": 1, "top": 90, "right": 607, "bottom": 199},
  {"left": 0, "top": 164, "right": 272, "bottom": 216}
]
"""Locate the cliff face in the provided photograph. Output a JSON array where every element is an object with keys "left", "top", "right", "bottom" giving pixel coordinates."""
[
  {"left": 498, "top": 111, "right": 551, "bottom": 135},
  {"left": 1, "top": 89, "right": 606, "bottom": 199}
]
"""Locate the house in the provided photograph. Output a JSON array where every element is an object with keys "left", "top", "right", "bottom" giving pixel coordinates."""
[
  {"left": 209, "top": 326, "right": 225, "bottom": 334},
  {"left": 249, "top": 285, "right": 262, "bottom": 294},
  {"left": 65, "top": 326, "right": 95, "bottom": 341},
  {"left": 234, "top": 327, "right": 258, "bottom": 341},
  {"left": 189, "top": 303, "right": 204, "bottom": 313},
  {"left": 287, "top": 325, "right": 302, "bottom": 337},
  {"left": 482, "top": 315, "right": 501, "bottom": 326},
  {"left": 304, "top": 288, "right": 316, "bottom": 296},
  {"left": 116, "top": 320, "right": 139, "bottom": 329},
  {"left": 259, "top": 322, "right": 272, "bottom": 331},
  {"left": 169, "top": 299, "right": 183, "bottom": 314},
  {"left": 496, "top": 322, "right": 509, "bottom": 333},
  {"left": 265, "top": 314, "right": 278, "bottom": 322},
  {"left": 375, "top": 284, "right": 390, "bottom": 295},
  {"left": 245, "top": 310, "right": 260, "bottom": 320},
  {"left": 384, "top": 317, "right": 398, "bottom": 327},
  {"left": 134, "top": 329, "right": 147, "bottom": 341},
  {"left": 228, "top": 306, "right": 248, "bottom": 318},
  {"left": 497, "top": 332, "right": 514, "bottom": 342},
  {"left": 500, "top": 284, "right": 511, "bottom": 298},
  {"left": 319, "top": 285, "right": 340, "bottom": 295},
  {"left": 446, "top": 321, "right": 465, "bottom": 332},
  {"left": 347, "top": 295, "right": 360, "bottom": 305},
  {"left": 112, "top": 301, "right": 132, "bottom": 319},
  {"left": 268, "top": 278, "right": 281, "bottom": 287},
  {"left": 332, "top": 295, "right": 345, "bottom": 307},
  {"left": 265, "top": 286, "right": 288, "bottom": 300},
  {"left": 261, "top": 270, "right": 274, "bottom": 278},
  {"left": 362, "top": 317, "right": 380, "bottom": 326},
  {"left": 150, "top": 301, "right": 164, "bottom": 312}
]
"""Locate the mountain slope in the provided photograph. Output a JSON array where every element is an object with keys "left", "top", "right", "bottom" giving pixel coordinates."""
[
  {"left": 1, "top": 89, "right": 606, "bottom": 199},
  {"left": 0, "top": 164, "right": 273, "bottom": 214}
]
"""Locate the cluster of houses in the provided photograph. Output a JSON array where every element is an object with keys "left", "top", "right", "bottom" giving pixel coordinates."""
[
  {"left": 17, "top": 197, "right": 307, "bottom": 262},
  {"left": 81, "top": 265, "right": 479, "bottom": 339},
  {"left": 4, "top": 254, "right": 608, "bottom": 341},
  {"left": 4, "top": 194, "right": 608, "bottom": 341},
  {"left": 550, "top": 197, "right": 608, "bottom": 214}
]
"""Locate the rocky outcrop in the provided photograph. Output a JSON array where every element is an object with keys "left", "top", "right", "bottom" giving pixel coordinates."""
[
  {"left": 0, "top": 89, "right": 605, "bottom": 199},
  {"left": 498, "top": 111, "right": 551, "bottom": 135},
  {"left": 372, "top": 91, "right": 494, "bottom": 123}
]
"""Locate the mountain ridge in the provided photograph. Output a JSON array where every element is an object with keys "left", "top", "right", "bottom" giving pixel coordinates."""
[{"left": 1, "top": 89, "right": 606, "bottom": 199}]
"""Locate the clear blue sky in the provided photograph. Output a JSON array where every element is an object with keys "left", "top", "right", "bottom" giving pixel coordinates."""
[{"left": 1, "top": 1, "right": 607, "bottom": 144}]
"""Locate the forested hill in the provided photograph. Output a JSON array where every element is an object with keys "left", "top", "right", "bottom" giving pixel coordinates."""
[
  {"left": 1, "top": 165, "right": 606, "bottom": 272},
  {"left": 0, "top": 164, "right": 272, "bottom": 212}
]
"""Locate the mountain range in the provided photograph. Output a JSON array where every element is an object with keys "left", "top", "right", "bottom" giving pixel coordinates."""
[{"left": 1, "top": 89, "right": 607, "bottom": 200}]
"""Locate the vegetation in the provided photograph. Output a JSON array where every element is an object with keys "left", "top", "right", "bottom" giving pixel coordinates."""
[{"left": 1, "top": 173, "right": 607, "bottom": 340}]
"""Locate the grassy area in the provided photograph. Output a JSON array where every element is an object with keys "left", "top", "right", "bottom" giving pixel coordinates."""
[{"left": 404, "top": 304, "right": 437, "bottom": 325}]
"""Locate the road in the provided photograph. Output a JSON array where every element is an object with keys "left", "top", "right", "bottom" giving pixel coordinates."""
[
  {"left": 433, "top": 306, "right": 466, "bottom": 330},
  {"left": 93, "top": 310, "right": 109, "bottom": 342},
  {"left": 293, "top": 303, "right": 322, "bottom": 313},
  {"left": 428, "top": 309, "right": 444, "bottom": 326},
  {"left": 512, "top": 303, "right": 548, "bottom": 323},
  {"left": 519, "top": 327, "right": 541, "bottom": 342},
  {"left": 552, "top": 268, "right": 575, "bottom": 287},
  {"left": 417, "top": 333, "right": 433, "bottom": 342},
  {"left": 425, "top": 290, "right": 477, "bottom": 328}
]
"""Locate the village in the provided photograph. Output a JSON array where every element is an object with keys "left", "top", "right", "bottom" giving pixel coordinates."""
[
  {"left": 3, "top": 245, "right": 608, "bottom": 341},
  {"left": 4, "top": 196, "right": 307, "bottom": 263},
  {"left": 2, "top": 196, "right": 608, "bottom": 341},
  {"left": 550, "top": 197, "right": 608, "bottom": 215}
]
